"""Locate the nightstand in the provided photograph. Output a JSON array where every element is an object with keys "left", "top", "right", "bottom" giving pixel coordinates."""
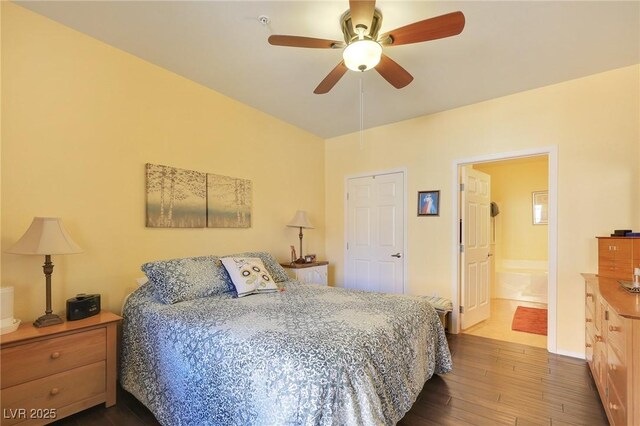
[
  {"left": 281, "top": 261, "right": 329, "bottom": 285},
  {"left": 0, "top": 311, "right": 121, "bottom": 425}
]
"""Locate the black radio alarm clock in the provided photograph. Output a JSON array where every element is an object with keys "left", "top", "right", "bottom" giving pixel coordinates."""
[{"left": 66, "top": 293, "right": 101, "bottom": 321}]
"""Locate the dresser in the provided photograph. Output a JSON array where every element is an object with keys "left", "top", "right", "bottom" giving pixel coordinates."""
[
  {"left": 597, "top": 236, "right": 640, "bottom": 280},
  {"left": 583, "top": 274, "right": 640, "bottom": 426},
  {"left": 0, "top": 311, "right": 121, "bottom": 425},
  {"left": 281, "top": 261, "right": 329, "bottom": 285}
]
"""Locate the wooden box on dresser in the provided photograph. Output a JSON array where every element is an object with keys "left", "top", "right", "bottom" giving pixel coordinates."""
[
  {"left": 0, "top": 311, "right": 121, "bottom": 425},
  {"left": 597, "top": 237, "right": 640, "bottom": 280},
  {"left": 585, "top": 235, "right": 640, "bottom": 426},
  {"left": 281, "top": 261, "right": 329, "bottom": 285}
]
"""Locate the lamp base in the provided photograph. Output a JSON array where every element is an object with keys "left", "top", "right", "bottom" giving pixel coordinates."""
[{"left": 33, "top": 313, "right": 64, "bottom": 328}]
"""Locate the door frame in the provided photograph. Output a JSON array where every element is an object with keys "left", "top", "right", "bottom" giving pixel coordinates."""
[
  {"left": 344, "top": 167, "right": 408, "bottom": 294},
  {"left": 451, "top": 146, "right": 558, "bottom": 354}
]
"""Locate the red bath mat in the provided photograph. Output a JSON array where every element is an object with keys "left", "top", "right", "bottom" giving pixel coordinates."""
[{"left": 512, "top": 306, "right": 548, "bottom": 336}]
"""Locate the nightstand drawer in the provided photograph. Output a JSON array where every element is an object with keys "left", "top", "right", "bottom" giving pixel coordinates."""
[
  {"left": 1, "top": 328, "right": 105, "bottom": 388},
  {"left": 1, "top": 361, "right": 106, "bottom": 425}
]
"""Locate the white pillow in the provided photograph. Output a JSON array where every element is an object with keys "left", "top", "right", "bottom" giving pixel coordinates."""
[
  {"left": 220, "top": 257, "right": 278, "bottom": 297},
  {"left": 135, "top": 277, "right": 148, "bottom": 286}
]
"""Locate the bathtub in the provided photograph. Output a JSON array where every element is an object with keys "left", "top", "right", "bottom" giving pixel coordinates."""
[{"left": 495, "top": 259, "right": 548, "bottom": 304}]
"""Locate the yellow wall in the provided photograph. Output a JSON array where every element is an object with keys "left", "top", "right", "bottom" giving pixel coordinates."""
[
  {"left": 0, "top": 3, "right": 325, "bottom": 321},
  {"left": 325, "top": 65, "right": 640, "bottom": 355},
  {"left": 2, "top": 2, "right": 639, "bottom": 358},
  {"left": 475, "top": 156, "right": 549, "bottom": 266}
]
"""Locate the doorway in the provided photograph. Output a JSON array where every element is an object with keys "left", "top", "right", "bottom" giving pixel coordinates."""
[
  {"left": 344, "top": 169, "right": 407, "bottom": 294},
  {"left": 452, "top": 147, "right": 558, "bottom": 354}
]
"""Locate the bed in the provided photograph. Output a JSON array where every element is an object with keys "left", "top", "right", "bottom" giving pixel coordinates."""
[{"left": 120, "top": 253, "right": 452, "bottom": 425}]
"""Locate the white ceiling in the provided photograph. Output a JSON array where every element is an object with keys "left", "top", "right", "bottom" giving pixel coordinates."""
[{"left": 16, "top": 1, "right": 640, "bottom": 139}]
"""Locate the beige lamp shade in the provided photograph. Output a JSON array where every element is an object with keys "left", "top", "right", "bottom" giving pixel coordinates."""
[
  {"left": 286, "top": 210, "right": 314, "bottom": 229},
  {"left": 7, "top": 217, "right": 82, "bottom": 255}
]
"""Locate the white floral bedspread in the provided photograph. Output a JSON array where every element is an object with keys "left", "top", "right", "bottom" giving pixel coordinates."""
[{"left": 120, "top": 281, "right": 452, "bottom": 425}]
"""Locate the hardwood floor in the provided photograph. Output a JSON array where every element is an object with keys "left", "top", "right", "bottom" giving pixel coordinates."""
[
  {"left": 52, "top": 334, "right": 607, "bottom": 425},
  {"left": 401, "top": 334, "right": 608, "bottom": 426}
]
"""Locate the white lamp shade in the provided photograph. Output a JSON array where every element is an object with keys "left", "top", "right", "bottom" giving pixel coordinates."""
[
  {"left": 7, "top": 217, "right": 82, "bottom": 255},
  {"left": 1, "top": 287, "right": 15, "bottom": 323},
  {"left": 287, "top": 211, "right": 314, "bottom": 229},
  {"left": 343, "top": 39, "right": 382, "bottom": 72}
]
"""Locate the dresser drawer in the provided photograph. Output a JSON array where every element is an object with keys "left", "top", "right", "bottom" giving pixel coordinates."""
[
  {"left": 585, "top": 329, "right": 594, "bottom": 365},
  {"left": 585, "top": 282, "right": 596, "bottom": 317},
  {"left": 598, "top": 239, "right": 616, "bottom": 260},
  {"left": 1, "top": 361, "right": 106, "bottom": 425},
  {"left": 1, "top": 328, "right": 105, "bottom": 388},
  {"left": 607, "top": 309, "right": 627, "bottom": 362},
  {"left": 607, "top": 375, "right": 628, "bottom": 426},
  {"left": 607, "top": 346, "right": 627, "bottom": 411},
  {"left": 598, "top": 259, "right": 633, "bottom": 280},
  {"left": 612, "top": 239, "right": 634, "bottom": 259}
]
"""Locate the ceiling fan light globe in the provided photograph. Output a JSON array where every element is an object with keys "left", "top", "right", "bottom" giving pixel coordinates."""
[{"left": 343, "top": 39, "right": 382, "bottom": 72}]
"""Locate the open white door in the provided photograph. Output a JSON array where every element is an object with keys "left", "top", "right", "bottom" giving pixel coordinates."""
[
  {"left": 346, "top": 172, "right": 404, "bottom": 294},
  {"left": 460, "top": 167, "right": 491, "bottom": 329}
]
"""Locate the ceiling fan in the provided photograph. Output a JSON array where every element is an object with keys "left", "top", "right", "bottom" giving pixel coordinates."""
[{"left": 268, "top": 0, "right": 465, "bottom": 94}]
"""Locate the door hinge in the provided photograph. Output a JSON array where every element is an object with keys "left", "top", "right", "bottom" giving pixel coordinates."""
[
  {"left": 346, "top": 242, "right": 349, "bottom": 250},
  {"left": 460, "top": 183, "right": 465, "bottom": 191},
  {"left": 460, "top": 306, "right": 465, "bottom": 314},
  {"left": 605, "top": 310, "right": 609, "bottom": 321},
  {"left": 460, "top": 244, "right": 465, "bottom": 253}
]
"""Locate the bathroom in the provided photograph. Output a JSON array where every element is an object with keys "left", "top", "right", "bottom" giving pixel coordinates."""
[{"left": 463, "top": 155, "right": 549, "bottom": 348}]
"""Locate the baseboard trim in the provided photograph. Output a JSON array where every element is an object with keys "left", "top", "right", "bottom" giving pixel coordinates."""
[{"left": 554, "top": 349, "right": 585, "bottom": 360}]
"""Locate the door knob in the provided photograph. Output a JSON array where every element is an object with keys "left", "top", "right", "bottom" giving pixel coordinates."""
[{"left": 391, "top": 253, "right": 402, "bottom": 258}]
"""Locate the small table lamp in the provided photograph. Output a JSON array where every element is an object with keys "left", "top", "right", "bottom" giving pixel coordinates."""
[
  {"left": 287, "top": 210, "right": 314, "bottom": 264},
  {"left": 7, "top": 217, "right": 82, "bottom": 327}
]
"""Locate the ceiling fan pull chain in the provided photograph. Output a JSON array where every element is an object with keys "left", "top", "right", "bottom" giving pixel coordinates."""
[{"left": 359, "top": 77, "right": 364, "bottom": 150}]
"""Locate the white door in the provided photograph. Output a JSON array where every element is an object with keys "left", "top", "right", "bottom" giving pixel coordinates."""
[
  {"left": 461, "top": 167, "right": 491, "bottom": 329},
  {"left": 346, "top": 172, "right": 404, "bottom": 294}
]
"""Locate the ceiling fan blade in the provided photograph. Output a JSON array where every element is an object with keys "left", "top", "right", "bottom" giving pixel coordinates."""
[
  {"left": 375, "top": 54, "right": 413, "bottom": 89},
  {"left": 349, "top": 0, "right": 376, "bottom": 33},
  {"left": 268, "top": 35, "right": 342, "bottom": 49},
  {"left": 314, "top": 62, "right": 349, "bottom": 94},
  {"left": 380, "top": 11, "right": 465, "bottom": 46}
]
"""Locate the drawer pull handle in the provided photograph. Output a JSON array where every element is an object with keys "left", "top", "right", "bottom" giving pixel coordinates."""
[
  {"left": 586, "top": 318, "right": 593, "bottom": 323},
  {"left": 50, "top": 388, "right": 59, "bottom": 396},
  {"left": 609, "top": 363, "right": 617, "bottom": 371},
  {"left": 586, "top": 293, "right": 594, "bottom": 299},
  {"left": 609, "top": 402, "right": 618, "bottom": 410},
  {"left": 595, "top": 335, "right": 603, "bottom": 342},
  {"left": 585, "top": 343, "right": 592, "bottom": 348},
  {"left": 50, "top": 352, "right": 60, "bottom": 359},
  {"left": 609, "top": 325, "right": 620, "bottom": 332}
]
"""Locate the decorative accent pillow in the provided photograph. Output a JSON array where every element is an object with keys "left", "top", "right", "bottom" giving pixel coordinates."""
[
  {"left": 225, "top": 251, "right": 289, "bottom": 283},
  {"left": 220, "top": 257, "right": 278, "bottom": 297},
  {"left": 141, "top": 255, "right": 232, "bottom": 304}
]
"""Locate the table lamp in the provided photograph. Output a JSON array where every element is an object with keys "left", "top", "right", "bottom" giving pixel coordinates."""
[
  {"left": 7, "top": 217, "right": 82, "bottom": 327},
  {"left": 287, "top": 210, "right": 313, "bottom": 264}
]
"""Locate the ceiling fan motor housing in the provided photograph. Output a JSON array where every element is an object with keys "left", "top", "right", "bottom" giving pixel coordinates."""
[{"left": 340, "top": 8, "right": 383, "bottom": 43}]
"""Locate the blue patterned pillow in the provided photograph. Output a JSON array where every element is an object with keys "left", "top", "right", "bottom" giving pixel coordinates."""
[
  {"left": 141, "top": 256, "right": 232, "bottom": 304},
  {"left": 225, "top": 251, "right": 289, "bottom": 282}
]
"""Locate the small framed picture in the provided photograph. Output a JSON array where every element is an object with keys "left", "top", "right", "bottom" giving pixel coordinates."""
[
  {"left": 305, "top": 254, "right": 316, "bottom": 263},
  {"left": 532, "top": 191, "right": 548, "bottom": 225},
  {"left": 418, "top": 190, "right": 440, "bottom": 216}
]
